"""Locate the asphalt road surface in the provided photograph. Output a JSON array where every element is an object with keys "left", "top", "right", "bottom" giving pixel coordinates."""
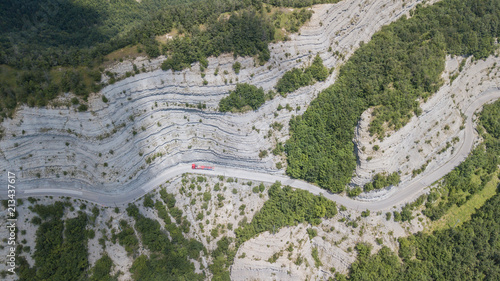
[{"left": 8, "top": 88, "right": 500, "bottom": 211}]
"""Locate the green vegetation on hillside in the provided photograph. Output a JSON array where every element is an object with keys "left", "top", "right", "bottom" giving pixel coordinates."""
[
  {"left": 0, "top": 0, "right": 202, "bottom": 119},
  {"left": 0, "top": 0, "right": 334, "bottom": 120},
  {"left": 161, "top": 8, "right": 275, "bottom": 71},
  {"left": 276, "top": 54, "right": 329, "bottom": 94},
  {"left": 346, "top": 182, "right": 500, "bottom": 280},
  {"left": 90, "top": 255, "right": 114, "bottom": 281},
  {"left": 272, "top": 8, "right": 313, "bottom": 34},
  {"left": 125, "top": 203, "right": 205, "bottom": 281},
  {"left": 481, "top": 98, "right": 500, "bottom": 139},
  {"left": 0, "top": 0, "right": 201, "bottom": 68},
  {"left": 363, "top": 172, "right": 400, "bottom": 192},
  {"left": 423, "top": 99, "right": 500, "bottom": 221},
  {"left": 285, "top": 0, "right": 500, "bottom": 193},
  {"left": 429, "top": 172, "right": 498, "bottom": 231},
  {"left": 210, "top": 236, "right": 236, "bottom": 281},
  {"left": 203, "top": 181, "right": 338, "bottom": 279},
  {"left": 219, "top": 83, "right": 266, "bottom": 112},
  {"left": 18, "top": 202, "right": 90, "bottom": 281},
  {"left": 115, "top": 220, "right": 139, "bottom": 255},
  {"left": 345, "top": 99, "right": 500, "bottom": 280},
  {"left": 235, "top": 181, "right": 337, "bottom": 243}
]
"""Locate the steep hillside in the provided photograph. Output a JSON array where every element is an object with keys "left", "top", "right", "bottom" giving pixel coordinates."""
[{"left": 0, "top": 0, "right": 427, "bottom": 195}]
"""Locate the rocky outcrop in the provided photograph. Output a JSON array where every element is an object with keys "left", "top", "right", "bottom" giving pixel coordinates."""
[
  {"left": 353, "top": 55, "right": 500, "bottom": 200},
  {"left": 0, "top": 0, "right": 434, "bottom": 195}
]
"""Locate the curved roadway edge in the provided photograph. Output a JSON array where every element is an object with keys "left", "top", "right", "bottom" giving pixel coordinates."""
[{"left": 6, "top": 89, "right": 500, "bottom": 212}]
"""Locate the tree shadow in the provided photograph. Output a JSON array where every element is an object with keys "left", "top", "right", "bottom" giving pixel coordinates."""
[{"left": 1, "top": 0, "right": 108, "bottom": 49}]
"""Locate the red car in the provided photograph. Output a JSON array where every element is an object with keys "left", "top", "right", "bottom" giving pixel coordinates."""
[{"left": 192, "top": 164, "right": 214, "bottom": 170}]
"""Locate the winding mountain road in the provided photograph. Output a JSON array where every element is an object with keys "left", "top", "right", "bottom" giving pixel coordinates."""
[{"left": 9, "top": 88, "right": 499, "bottom": 212}]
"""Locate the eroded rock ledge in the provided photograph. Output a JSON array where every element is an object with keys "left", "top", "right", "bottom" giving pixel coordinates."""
[{"left": 0, "top": 0, "right": 433, "bottom": 194}]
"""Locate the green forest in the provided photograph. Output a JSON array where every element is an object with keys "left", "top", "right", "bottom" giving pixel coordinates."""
[
  {"left": 345, "top": 182, "right": 500, "bottom": 280},
  {"left": 219, "top": 83, "right": 266, "bottom": 112},
  {"left": 160, "top": 8, "right": 275, "bottom": 71},
  {"left": 275, "top": 54, "right": 329, "bottom": 94},
  {"left": 285, "top": 0, "right": 500, "bottom": 193},
  {"left": 14, "top": 198, "right": 206, "bottom": 280},
  {"left": 207, "top": 181, "right": 338, "bottom": 279},
  {"left": 17, "top": 202, "right": 91, "bottom": 280},
  {"left": 363, "top": 172, "right": 400, "bottom": 192},
  {"left": 0, "top": 0, "right": 202, "bottom": 68},
  {"left": 0, "top": 0, "right": 203, "bottom": 117},
  {"left": 124, "top": 201, "right": 205, "bottom": 281},
  {"left": 235, "top": 181, "right": 338, "bottom": 243}
]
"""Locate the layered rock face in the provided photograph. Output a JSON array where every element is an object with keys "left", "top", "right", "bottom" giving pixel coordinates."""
[{"left": 0, "top": 0, "right": 432, "bottom": 194}]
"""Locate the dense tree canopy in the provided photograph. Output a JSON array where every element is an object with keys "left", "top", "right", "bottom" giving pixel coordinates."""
[
  {"left": 275, "top": 54, "right": 329, "bottom": 94},
  {"left": 219, "top": 83, "right": 266, "bottom": 112},
  {"left": 161, "top": 8, "right": 275, "bottom": 71},
  {"left": 0, "top": 0, "right": 202, "bottom": 119},
  {"left": 348, "top": 182, "right": 500, "bottom": 280},
  {"left": 90, "top": 255, "right": 114, "bottom": 281},
  {"left": 235, "top": 181, "right": 337, "bottom": 243},
  {"left": 18, "top": 202, "right": 90, "bottom": 281},
  {"left": 124, "top": 202, "right": 204, "bottom": 281},
  {"left": 0, "top": 0, "right": 202, "bottom": 69},
  {"left": 363, "top": 172, "right": 400, "bottom": 192},
  {"left": 481, "top": 99, "right": 500, "bottom": 139}
]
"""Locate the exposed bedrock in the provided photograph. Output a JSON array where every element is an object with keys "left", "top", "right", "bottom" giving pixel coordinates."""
[
  {"left": 0, "top": 0, "right": 433, "bottom": 194},
  {"left": 353, "top": 55, "right": 500, "bottom": 200}
]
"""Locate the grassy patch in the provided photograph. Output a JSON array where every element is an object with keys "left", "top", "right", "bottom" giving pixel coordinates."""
[
  {"left": 0, "top": 65, "right": 18, "bottom": 87},
  {"left": 428, "top": 171, "right": 499, "bottom": 232},
  {"left": 102, "top": 45, "right": 144, "bottom": 68}
]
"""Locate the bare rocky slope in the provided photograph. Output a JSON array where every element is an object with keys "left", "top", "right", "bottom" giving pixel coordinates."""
[{"left": 0, "top": 0, "right": 432, "bottom": 196}]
